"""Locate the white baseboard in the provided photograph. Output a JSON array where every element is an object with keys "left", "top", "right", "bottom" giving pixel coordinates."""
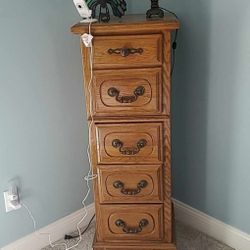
[
  {"left": 173, "top": 199, "right": 250, "bottom": 250},
  {"left": 1, "top": 203, "right": 95, "bottom": 250},
  {"left": 3, "top": 200, "right": 250, "bottom": 250}
]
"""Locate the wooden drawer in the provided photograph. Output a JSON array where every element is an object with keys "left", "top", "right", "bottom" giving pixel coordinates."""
[
  {"left": 99, "top": 204, "right": 163, "bottom": 241},
  {"left": 95, "top": 122, "right": 163, "bottom": 164},
  {"left": 93, "top": 34, "right": 162, "bottom": 69},
  {"left": 97, "top": 165, "right": 162, "bottom": 203},
  {"left": 92, "top": 68, "right": 163, "bottom": 116}
]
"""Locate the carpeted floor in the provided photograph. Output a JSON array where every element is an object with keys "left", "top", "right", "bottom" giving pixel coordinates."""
[{"left": 42, "top": 221, "right": 235, "bottom": 250}]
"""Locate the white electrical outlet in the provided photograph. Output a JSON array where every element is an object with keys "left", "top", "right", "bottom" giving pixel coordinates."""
[{"left": 3, "top": 187, "right": 21, "bottom": 213}]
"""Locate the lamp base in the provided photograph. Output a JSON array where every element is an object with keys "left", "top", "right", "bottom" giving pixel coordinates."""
[{"left": 146, "top": 0, "right": 164, "bottom": 19}]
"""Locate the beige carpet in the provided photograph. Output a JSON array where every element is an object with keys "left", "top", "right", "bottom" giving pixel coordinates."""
[{"left": 42, "top": 221, "right": 234, "bottom": 250}]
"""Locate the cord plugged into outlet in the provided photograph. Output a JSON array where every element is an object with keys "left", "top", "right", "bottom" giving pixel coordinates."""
[{"left": 3, "top": 184, "right": 21, "bottom": 212}]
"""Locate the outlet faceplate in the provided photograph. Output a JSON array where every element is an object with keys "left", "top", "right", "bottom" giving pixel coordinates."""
[{"left": 3, "top": 191, "right": 21, "bottom": 213}]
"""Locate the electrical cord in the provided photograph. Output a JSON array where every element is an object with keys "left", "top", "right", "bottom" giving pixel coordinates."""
[
  {"left": 20, "top": 202, "right": 37, "bottom": 230},
  {"left": 160, "top": 7, "right": 179, "bottom": 19},
  {"left": 42, "top": 24, "right": 96, "bottom": 249},
  {"left": 18, "top": 122, "right": 95, "bottom": 250},
  {"left": 64, "top": 214, "right": 95, "bottom": 239},
  {"left": 171, "top": 29, "right": 178, "bottom": 76},
  {"left": 160, "top": 7, "right": 179, "bottom": 77}
]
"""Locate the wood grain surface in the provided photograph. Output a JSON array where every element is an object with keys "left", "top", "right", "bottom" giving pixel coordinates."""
[
  {"left": 92, "top": 34, "right": 162, "bottom": 69},
  {"left": 92, "top": 68, "right": 163, "bottom": 116},
  {"left": 97, "top": 165, "right": 162, "bottom": 203}
]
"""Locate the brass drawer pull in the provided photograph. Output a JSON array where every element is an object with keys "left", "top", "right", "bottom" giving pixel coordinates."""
[
  {"left": 115, "top": 219, "right": 149, "bottom": 234},
  {"left": 112, "top": 139, "right": 147, "bottom": 155},
  {"left": 107, "top": 48, "right": 144, "bottom": 57},
  {"left": 107, "top": 86, "right": 145, "bottom": 103},
  {"left": 113, "top": 180, "right": 148, "bottom": 195}
]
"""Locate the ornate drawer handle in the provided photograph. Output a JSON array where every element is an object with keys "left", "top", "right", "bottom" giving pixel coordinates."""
[
  {"left": 113, "top": 180, "right": 148, "bottom": 195},
  {"left": 112, "top": 139, "right": 147, "bottom": 155},
  {"left": 107, "top": 86, "right": 145, "bottom": 103},
  {"left": 107, "top": 48, "right": 144, "bottom": 57},
  {"left": 115, "top": 219, "right": 149, "bottom": 234}
]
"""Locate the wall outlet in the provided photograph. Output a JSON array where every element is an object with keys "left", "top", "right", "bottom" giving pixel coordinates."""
[{"left": 3, "top": 185, "right": 21, "bottom": 213}]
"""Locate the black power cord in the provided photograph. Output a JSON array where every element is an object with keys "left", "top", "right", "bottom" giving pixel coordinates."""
[
  {"left": 160, "top": 7, "right": 178, "bottom": 19},
  {"left": 160, "top": 7, "right": 179, "bottom": 77},
  {"left": 171, "top": 29, "right": 178, "bottom": 76},
  {"left": 64, "top": 214, "right": 95, "bottom": 240}
]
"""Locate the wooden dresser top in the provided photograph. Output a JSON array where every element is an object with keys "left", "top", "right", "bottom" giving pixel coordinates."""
[{"left": 71, "top": 14, "right": 180, "bottom": 35}]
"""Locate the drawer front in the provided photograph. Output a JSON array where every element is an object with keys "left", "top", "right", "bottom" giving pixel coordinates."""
[
  {"left": 93, "top": 68, "right": 162, "bottom": 116},
  {"left": 95, "top": 123, "right": 163, "bottom": 164},
  {"left": 98, "top": 165, "right": 162, "bottom": 203},
  {"left": 93, "top": 34, "right": 162, "bottom": 68},
  {"left": 99, "top": 205, "right": 163, "bottom": 241}
]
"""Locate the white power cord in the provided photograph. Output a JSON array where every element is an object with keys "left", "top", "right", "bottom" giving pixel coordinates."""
[
  {"left": 21, "top": 21, "right": 97, "bottom": 250},
  {"left": 43, "top": 21, "right": 97, "bottom": 250},
  {"left": 21, "top": 202, "right": 37, "bottom": 231}
]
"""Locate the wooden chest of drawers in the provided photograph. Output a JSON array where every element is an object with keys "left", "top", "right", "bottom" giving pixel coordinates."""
[{"left": 71, "top": 14, "right": 180, "bottom": 250}]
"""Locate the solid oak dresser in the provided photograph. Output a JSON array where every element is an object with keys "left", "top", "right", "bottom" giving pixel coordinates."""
[{"left": 71, "top": 14, "right": 180, "bottom": 250}]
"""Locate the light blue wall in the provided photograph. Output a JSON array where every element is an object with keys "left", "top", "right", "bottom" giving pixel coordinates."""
[
  {"left": 0, "top": 1, "right": 91, "bottom": 247},
  {"left": 166, "top": 0, "right": 250, "bottom": 234},
  {"left": 1, "top": 0, "right": 250, "bottom": 247}
]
